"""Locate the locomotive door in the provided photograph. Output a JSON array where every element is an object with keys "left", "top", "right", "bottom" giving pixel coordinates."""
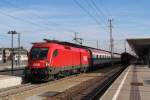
[{"left": 79, "top": 49, "right": 82, "bottom": 68}]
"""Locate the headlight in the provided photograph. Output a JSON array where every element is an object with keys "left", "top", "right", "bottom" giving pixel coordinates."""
[{"left": 45, "top": 61, "right": 50, "bottom": 67}]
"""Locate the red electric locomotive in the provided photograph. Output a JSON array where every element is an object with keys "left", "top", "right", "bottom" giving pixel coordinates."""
[
  {"left": 26, "top": 39, "right": 120, "bottom": 81},
  {"left": 27, "top": 40, "right": 91, "bottom": 81}
]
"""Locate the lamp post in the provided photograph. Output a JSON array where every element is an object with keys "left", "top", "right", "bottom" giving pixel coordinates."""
[
  {"left": 18, "top": 33, "right": 21, "bottom": 67},
  {"left": 8, "top": 31, "right": 17, "bottom": 74}
]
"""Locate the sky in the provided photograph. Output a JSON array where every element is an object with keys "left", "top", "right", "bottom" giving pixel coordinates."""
[{"left": 0, "top": 0, "right": 149, "bottom": 53}]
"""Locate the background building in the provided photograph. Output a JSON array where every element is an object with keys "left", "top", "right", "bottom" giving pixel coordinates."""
[{"left": 2, "top": 47, "right": 28, "bottom": 66}]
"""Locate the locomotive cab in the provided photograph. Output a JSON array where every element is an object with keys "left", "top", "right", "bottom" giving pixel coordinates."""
[{"left": 28, "top": 47, "right": 52, "bottom": 81}]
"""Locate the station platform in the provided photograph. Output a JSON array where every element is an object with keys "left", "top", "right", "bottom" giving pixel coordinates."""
[
  {"left": 0, "top": 68, "right": 23, "bottom": 89},
  {"left": 100, "top": 65, "right": 150, "bottom": 100},
  {"left": 0, "top": 75, "right": 22, "bottom": 89}
]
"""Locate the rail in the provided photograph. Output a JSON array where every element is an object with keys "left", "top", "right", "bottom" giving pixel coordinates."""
[{"left": 84, "top": 66, "right": 126, "bottom": 100}]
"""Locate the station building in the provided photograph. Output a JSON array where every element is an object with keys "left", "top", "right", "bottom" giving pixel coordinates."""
[
  {"left": 127, "top": 38, "right": 150, "bottom": 67},
  {"left": 1, "top": 47, "right": 28, "bottom": 65}
]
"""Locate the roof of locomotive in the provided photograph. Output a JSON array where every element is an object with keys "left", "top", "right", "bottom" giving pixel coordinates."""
[
  {"left": 32, "top": 39, "right": 120, "bottom": 55},
  {"left": 44, "top": 39, "right": 121, "bottom": 54}
]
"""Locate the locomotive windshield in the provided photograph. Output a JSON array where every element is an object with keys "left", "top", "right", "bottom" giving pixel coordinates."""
[{"left": 30, "top": 48, "right": 49, "bottom": 59}]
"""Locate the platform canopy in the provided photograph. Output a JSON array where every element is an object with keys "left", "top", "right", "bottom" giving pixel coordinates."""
[{"left": 127, "top": 38, "right": 150, "bottom": 58}]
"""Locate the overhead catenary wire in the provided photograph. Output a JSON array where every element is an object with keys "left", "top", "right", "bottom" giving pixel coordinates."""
[
  {"left": 3, "top": 0, "right": 77, "bottom": 32},
  {"left": 73, "top": 0, "right": 101, "bottom": 26},
  {"left": 1, "top": 0, "right": 110, "bottom": 33},
  {"left": 0, "top": 10, "right": 53, "bottom": 31},
  {"left": 92, "top": 0, "right": 126, "bottom": 52},
  {"left": 96, "top": 0, "right": 113, "bottom": 18},
  {"left": 0, "top": 9, "right": 55, "bottom": 47},
  {"left": 84, "top": 0, "right": 106, "bottom": 25},
  {"left": 90, "top": 0, "right": 108, "bottom": 22},
  {"left": 1, "top": 0, "right": 60, "bottom": 26},
  {"left": 0, "top": 0, "right": 76, "bottom": 34},
  {"left": 0, "top": 0, "right": 125, "bottom": 53},
  {"left": 1, "top": 0, "right": 108, "bottom": 37},
  {"left": 0, "top": 34, "right": 9, "bottom": 37}
]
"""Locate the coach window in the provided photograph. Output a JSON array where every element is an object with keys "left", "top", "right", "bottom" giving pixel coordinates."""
[
  {"left": 104, "top": 55, "right": 106, "bottom": 59},
  {"left": 53, "top": 49, "right": 58, "bottom": 57},
  {"left": 97, "top": 55, "right": 98, "bottom": 60},
  {"left": 102, "top": 55, "right": 104, "bottom": 59}
]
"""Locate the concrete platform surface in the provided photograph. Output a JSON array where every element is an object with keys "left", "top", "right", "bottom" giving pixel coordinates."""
[
  {"left": 100, "top": 65, "right": 150, "bottom": 100},
  {"left": 0, "top": 75, "right": 22, "bottom": 89}
]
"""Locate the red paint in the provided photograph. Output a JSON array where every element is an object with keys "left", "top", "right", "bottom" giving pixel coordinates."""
[
  {"left": 28, "top": 41, "right": 120, "bottom": 70},
  {"left": 28, "top": 42, "right": 90, "bottom": 69}
]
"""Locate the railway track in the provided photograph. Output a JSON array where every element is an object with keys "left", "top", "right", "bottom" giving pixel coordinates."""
[
  {"left": 0, "top": 67, "right": 25, "bottom": 79},
  {"left": 0, "top": 65, "right": 124, "bottom": 100},
  {"left": 0, "top": 83, "right": 39, "bottom": 99},
  {"left": 0, "top": 80, "right": 56, "bottom": 99},
  {"left": 86, "top": 66, "right": 126, "bottom": 100},
  {"left": 0, "top": 67, "right": 25, "bottom": 72},
  {"left": 0, "top": 71, "right": 83, "bottom": 99},
  {"left": 49, "top": 65, "right": 126, "bottom": 100}
]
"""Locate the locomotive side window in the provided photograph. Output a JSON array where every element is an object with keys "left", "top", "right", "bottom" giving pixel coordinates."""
[
  {"left": 53, "top": 49, "right": 58, "bottom": 57},
  {"left": 31, "top": 48, "right": 49, "bottom": 59}
]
